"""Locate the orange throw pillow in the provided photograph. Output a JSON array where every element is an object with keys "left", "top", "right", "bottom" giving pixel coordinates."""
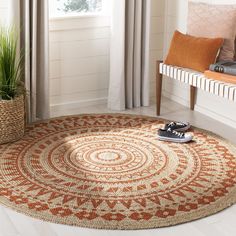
[{"left": 164, "top": 31, "right": 224, "bottom": 72}]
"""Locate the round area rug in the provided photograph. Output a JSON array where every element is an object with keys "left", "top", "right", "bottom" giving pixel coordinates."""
[{"left": 0, "top": 114, "right": 236, "bottom": 229}]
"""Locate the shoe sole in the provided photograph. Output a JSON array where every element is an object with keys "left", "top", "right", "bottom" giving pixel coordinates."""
[{"left": 157, "top": 135, "right": 193, "bottom": 143}]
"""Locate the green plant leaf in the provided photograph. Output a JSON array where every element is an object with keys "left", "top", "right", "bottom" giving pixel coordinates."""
[{"left": 0, "top": 26, "right": 24, "bottom": 100}]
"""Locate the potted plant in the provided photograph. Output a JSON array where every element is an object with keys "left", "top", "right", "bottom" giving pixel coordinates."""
[{"left": 0, "top": 27, "right": 25, "bottom": 144}]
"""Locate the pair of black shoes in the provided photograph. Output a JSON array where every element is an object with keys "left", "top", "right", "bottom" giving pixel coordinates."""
[{"left": 157, "top": 121, "right": 192, "bottom": 143}]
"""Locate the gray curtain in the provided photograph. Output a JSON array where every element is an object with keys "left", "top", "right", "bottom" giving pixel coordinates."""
[
  {"left": 108, "top": 0, "right": 151, "bottom": 110},
  {"left": 20, "top": 0, "right": 49, "bottom": 122}
]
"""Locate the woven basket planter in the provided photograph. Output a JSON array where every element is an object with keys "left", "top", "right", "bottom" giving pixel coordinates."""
[{"left": 0, "top": 95, "right": 25, "bottom": 144}]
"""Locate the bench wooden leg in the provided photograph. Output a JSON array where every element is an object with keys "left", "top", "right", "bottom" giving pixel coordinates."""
[
  {"left": 156, "top": 61, "right": 163, "bottom": 116},
  {"left": 190, "top": 86, "right": 196, "bottom": 110}
]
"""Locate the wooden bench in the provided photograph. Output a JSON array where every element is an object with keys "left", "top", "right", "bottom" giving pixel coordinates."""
[{"left": 156, "top": 61, "right": 236, "bottom": 116}]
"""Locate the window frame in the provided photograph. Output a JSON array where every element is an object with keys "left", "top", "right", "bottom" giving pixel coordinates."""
[{"left": 49, "top": 0, "right": 110, "bottom": 20}]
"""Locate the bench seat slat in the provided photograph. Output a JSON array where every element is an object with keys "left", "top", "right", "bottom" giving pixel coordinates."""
[{"left": 160, "top": 63, "right": 236, "bottom": 102}]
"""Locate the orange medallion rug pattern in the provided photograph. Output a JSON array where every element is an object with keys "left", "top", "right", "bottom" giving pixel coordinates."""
[{"left": 0, "top": 114, "right": 236, "bottom": 229}]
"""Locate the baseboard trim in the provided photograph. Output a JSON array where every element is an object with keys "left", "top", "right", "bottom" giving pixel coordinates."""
[
  {"left": 163, "top": 89, "right": 189, "bottom": 107},
  {"left": 194, "top": 105, "right": 236, "bottom": 129},
  {"left": 50, "top": 97, "right": 107, "bottom": 116},
  {"left": 163, "top": 89, "right": 236, "bottom": 129}
]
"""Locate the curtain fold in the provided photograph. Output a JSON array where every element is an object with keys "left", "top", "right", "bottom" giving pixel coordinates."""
[
  {"left": 108, "top": 0, "right": 151, "bottom": 110},
  {"left": 20, "top": 0, "right": 49, "bottom": 123}
]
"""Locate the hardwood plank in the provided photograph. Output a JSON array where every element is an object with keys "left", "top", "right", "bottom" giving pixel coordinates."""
[
  {"left": 0, "top": 207, "right": 20, "bottom": 236},
  {"left": 32, "top": 221, "right": 58, "bottom": 236},
  {"left": 4, "top": 208, "right": 43, "bottom": 236},
  {"left": 191, "top": 221, "right": 225, "bottom": 236}
]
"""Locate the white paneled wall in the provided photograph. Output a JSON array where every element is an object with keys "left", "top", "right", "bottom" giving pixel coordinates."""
[
  {"left": 149, "top": 0, "right": 165, "bottom": 101},
  {"left": 49, "top": 0, "right": 166, "bottom": 117},
  {"left": 49, "top": 16, "right": 111, "bottom": 117},
  {"left": 163, "top": 0, "right": 236, "bottom": 128}
]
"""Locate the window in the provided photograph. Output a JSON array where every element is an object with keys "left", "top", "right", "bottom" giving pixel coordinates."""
[{"left": 49, "top": 0, "right": 109, "bottom": 18}]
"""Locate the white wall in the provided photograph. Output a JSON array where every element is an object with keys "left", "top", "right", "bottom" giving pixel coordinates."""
[
  {"left": 163, "top": 0, "right": 236, "bottom": 128},
  {"left": 49, "top": 0, "right": 166, "bottom": 117},
  {"left": 49, "top": 15, "right": 111, "bottom": 117},
  {"left": 149, "top": 0, "right": 165, "bottom": 101}
]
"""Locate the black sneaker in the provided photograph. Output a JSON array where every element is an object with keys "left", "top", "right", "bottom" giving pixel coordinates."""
[
  {"left": 164, "top": 121, "right": 190, "bottom": 132},
  {"left": 157, "top": 128, "right": 193, "bottom": 143}
]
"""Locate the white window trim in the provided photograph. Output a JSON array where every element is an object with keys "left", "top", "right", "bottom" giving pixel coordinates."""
[{"left": 49, "top": 15, "right": 110, "bottom": 31}]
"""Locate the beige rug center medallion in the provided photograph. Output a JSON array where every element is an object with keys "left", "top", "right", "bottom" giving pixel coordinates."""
[{"left": 0, "top": 114, "right": 236, "bottom": 229}]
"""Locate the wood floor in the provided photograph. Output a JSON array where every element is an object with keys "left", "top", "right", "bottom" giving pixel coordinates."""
[{"left": 1, "top": 97, "right": 236, "bottom": 236}]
